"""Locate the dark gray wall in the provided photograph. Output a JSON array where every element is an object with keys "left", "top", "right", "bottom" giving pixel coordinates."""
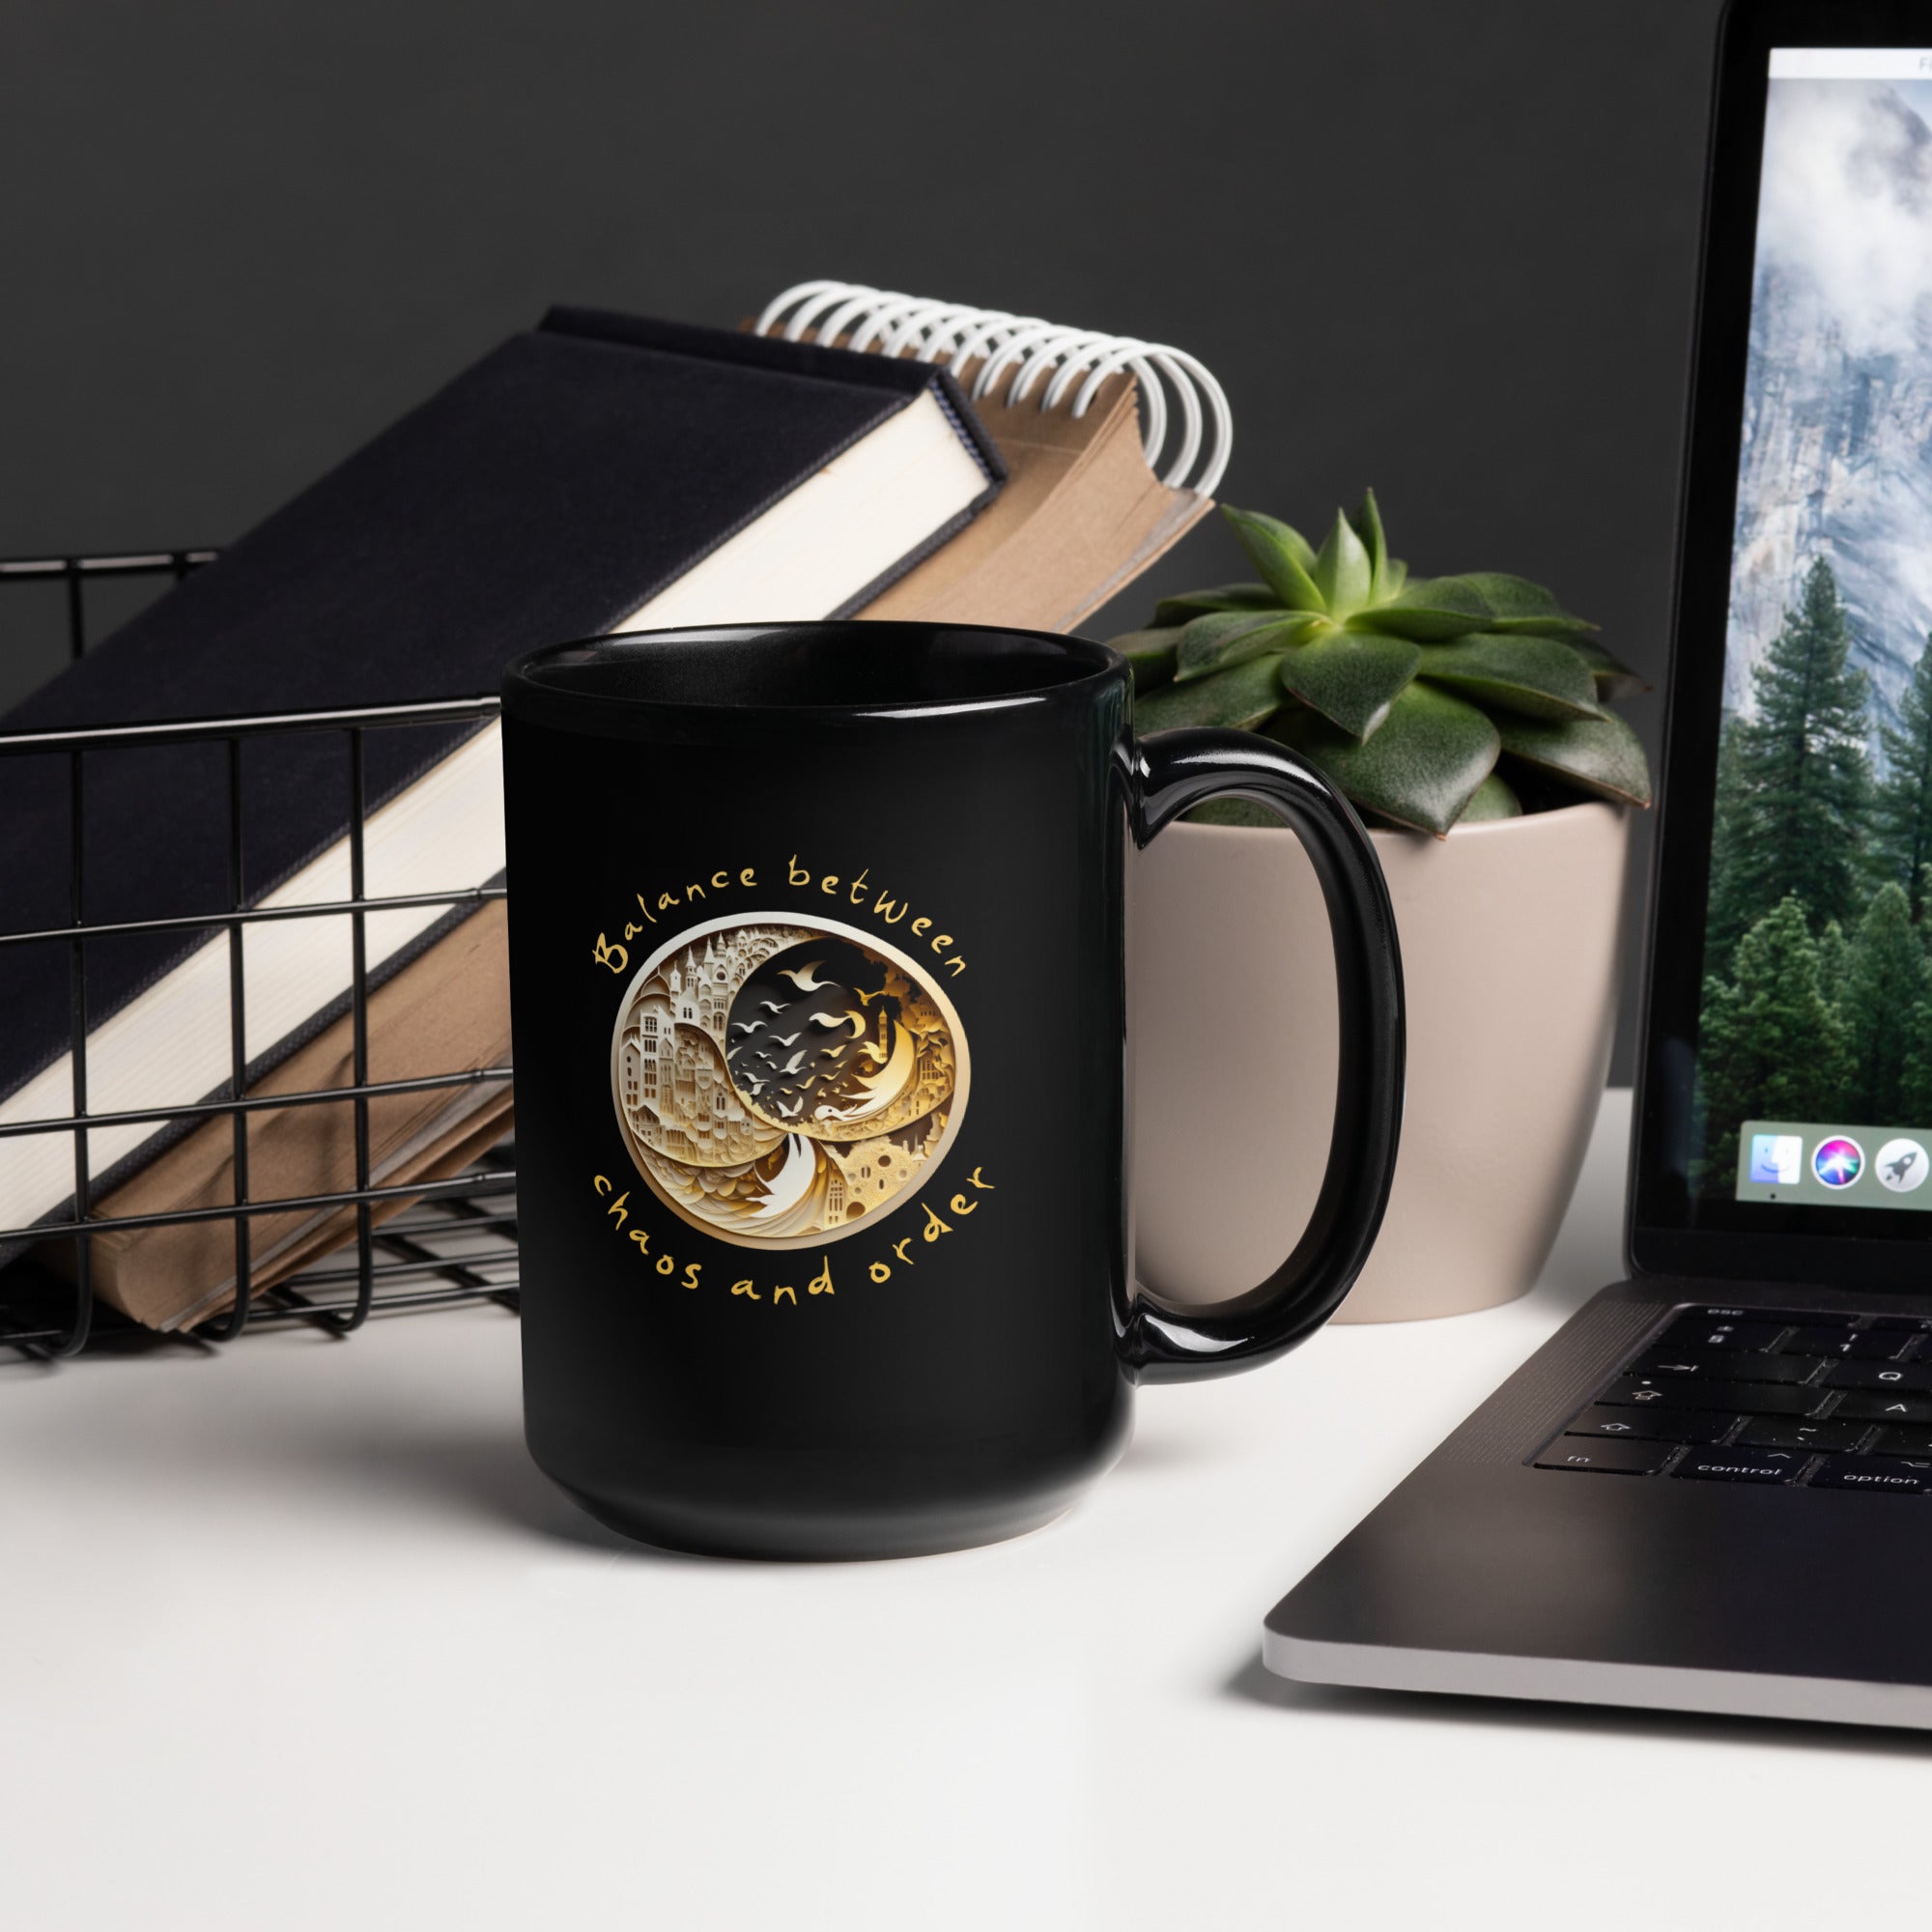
[{"left": 0, "top": 0, "right": 1728, "bottom": 1077}]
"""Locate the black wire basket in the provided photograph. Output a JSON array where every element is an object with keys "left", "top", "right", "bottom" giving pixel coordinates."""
[{"left": 0, "top": 550, "right": 519, "bottom": 1360}]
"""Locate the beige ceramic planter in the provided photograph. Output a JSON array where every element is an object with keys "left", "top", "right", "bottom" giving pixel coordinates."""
[{"left": 1127, "top": 800, "right": 1632, "bottom": 1322}]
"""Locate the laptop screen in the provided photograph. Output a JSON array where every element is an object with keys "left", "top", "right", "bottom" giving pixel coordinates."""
[{"left": 1693, "top": 45, "right": 1932, "bottom": 1218}]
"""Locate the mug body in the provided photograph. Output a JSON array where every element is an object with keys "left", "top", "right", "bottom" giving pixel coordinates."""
[{"left": 501, "top": 623, "right": 1135, "bottom": 1558}]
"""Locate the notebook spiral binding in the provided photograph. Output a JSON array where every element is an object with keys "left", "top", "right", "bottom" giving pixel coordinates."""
[{"left": 754, "top": 281, "right": 1233, "bottom": 497}]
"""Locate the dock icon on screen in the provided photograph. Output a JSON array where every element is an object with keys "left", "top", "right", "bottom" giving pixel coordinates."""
[{"left": 1749, "top": 1133, "right": 1803, "bottom": 1186}]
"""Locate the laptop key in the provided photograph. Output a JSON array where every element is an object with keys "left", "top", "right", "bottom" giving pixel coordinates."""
[
  {"left": 1534, "top": 1438, "right": 1675, "bottom": 1474},
  {"left": 1660, "top": 1316, "right": 1788, "bottom": 1351},
  {"left": 1566, "top": 1406, "right": 1734, "bottom": 1443},
  {"left": 1783, "top": 1326, "right": 1908, "bottom": 1359},
  {"left": 1809, "top": 1456, "right": 1932, "bottom": 1494},
  {"left": 1842, "top": 1333, "right": 1913, "bottom": 1359},
  {"left": 1875, "top": 1425, "right": 1932, "bottom": 1456},
  {"left": 1823, "top": 1361, "right": 1932, "bottom": 1392},
  {"left": 1736, "top": 1418, "right": 1868, "bottom": 1453},
  {"left": 1671, "top": 1446, "right": 1805, "bottom": 1484},
  {"left": 1601, "top": 1378, "right": 1827, "bottom": 1415},
  {"left": 1831, "top": 1392, "right": 1932, "bottom": 1424},
  {"left": 1631, "top": 1349, "right": 1819, "bottom": 1383}
]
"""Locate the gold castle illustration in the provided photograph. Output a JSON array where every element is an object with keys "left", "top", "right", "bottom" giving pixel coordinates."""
[{"left": 611, "top": 919, "right": 963, "bottom": 1246}]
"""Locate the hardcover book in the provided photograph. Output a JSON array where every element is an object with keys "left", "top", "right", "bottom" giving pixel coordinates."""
[{"left": 2, "top": 309, "right": 1003, "bottom": 1321}]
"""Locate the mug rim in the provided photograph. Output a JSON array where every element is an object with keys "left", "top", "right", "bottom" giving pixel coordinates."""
[{"left": 501, "top": 620, "right": 1125, "bottom": 730}]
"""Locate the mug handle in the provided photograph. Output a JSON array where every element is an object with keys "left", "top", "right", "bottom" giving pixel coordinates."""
[{"left": 1120, "top": 726, "right": 1406, "bottom": 1382}]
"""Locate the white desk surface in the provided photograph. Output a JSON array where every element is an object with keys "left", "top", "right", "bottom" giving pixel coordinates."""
[{"left": 6, "top": 1086, "right": 1929, "bottom": 1931}]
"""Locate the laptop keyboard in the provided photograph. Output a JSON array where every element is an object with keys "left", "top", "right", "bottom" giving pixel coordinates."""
[{"left": 1534, "top": 1306, "right": 1932, "bottom": 1492}]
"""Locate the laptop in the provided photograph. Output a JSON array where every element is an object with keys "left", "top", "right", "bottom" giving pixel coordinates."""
[{"left": 1264, "top": 0, "right": 1932, "bottom": 1730}]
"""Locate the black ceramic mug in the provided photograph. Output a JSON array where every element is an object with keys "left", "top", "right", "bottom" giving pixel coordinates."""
[{"left": 500, "top": 622, "right": 1403, "bottom": 1558}]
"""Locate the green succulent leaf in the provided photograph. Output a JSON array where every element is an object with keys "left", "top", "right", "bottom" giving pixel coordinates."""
[
  {"left": 1220, "top": 506, "right": 1326, "bottom": 612},
  {"left": 1140, "top": 496, "right": 1651, "bottom": 822},
  {"left": 1346, "top": 579, "right": 1492, "bottom": 639},
  {"left": 1110, "top": 627, "right": 1181, "bottom": 693},
  {"left": 1349, "top": 489, "right": 1389, "bottom": 596},
  {"left": 1174, "top": 611, "right": 1318, "bottom": 683},
  {"left": 1414, "top": 632, "right": 1603, "bottom": 722},
  {"left": 1356, "top": 572, "right": 1597, "bottom": 640},
  {"left": 1310, "top": 508, "right": 1375, "bottom": 616},
  {"left": 1495, "top": 709, "right": 1653, "bottom": 807},
  {"left": 1565, "top": 635, "right": 1650, "bottom": 700},
  {"left": 1275, "top": 628, "right": 1421, "bottom": 739},
  {"left": 1447, "top": 573, "right": 1598, "bottom": 635},
  {"left": 1152, "top": 582, "right": 1277, "bottom": 627},
  {"left": 1230, "top": 509, "right": 1318, "bottom": 574},
  {"left": 1135, "top": 652, "right": 1287, "bottom": 732},
  {"left": 1455, "top": 772, "right": 1522, "bottom": 822},
  {"left": 1270, "top": 682, "right": 1501, "bottom": 837}
]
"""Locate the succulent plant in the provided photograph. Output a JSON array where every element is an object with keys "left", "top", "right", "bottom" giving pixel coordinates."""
[{"left": 1112, "top": 494, "right": 1652, "bottom": 835}]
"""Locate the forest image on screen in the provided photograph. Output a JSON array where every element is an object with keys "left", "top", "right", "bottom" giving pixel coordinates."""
[{"left": 1695, "top": 67, "right": 1932, "bottom": 1197}]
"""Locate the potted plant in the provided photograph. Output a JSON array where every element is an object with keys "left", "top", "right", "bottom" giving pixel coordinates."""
[{"left": 1115, "top": 494, "right": 1651, "bottom": 1321}]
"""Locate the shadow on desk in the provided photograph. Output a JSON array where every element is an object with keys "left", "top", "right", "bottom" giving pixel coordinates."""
[
  {"left": 1223, "top": 1651, "right": 1932, "bottom": 1757},
  {"left": 327, "top": 1424, "right": 706, "bottom": 1563}
]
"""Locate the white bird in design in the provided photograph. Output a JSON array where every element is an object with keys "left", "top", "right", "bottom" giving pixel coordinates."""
[
  {"left": 778, "top": 961, "right": 833, "bottom": 993},
  {"left": 758, "top": 1000, "right": 787, "bottom": 1016},
  {"left": 781, "top": 1049, "right": 807, "bottom": 1075},
  {"left": 809, "top": 1010, "right": 867, "bottom": 1038},
  {"left": 772, "top": 1032, "right": 801, "bottom": 1047}
]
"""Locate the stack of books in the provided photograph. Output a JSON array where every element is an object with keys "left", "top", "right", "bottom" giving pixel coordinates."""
[{"left": 0, "top": 284, "right": 1230, "bottom": 1329}]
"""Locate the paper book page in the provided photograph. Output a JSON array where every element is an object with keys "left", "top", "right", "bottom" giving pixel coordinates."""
[
  {"left": 161, "top": 1095, "right": 516, "bottom": 1330},
  {"left": 863, "top": 372, "right": 1210, "bottom": 632},
  {"left": 0, "top": 724, "right": 507, "bottom": 1240},
  {"left": 611, "top": 389, "right": 988, "bottom": 631},
  {"left": 143, "top": 1096, "right": 517, "bottom": 1331},
  {"left": 859, "top": 373, "right": 1134, "bottom": 621},
  {"left": 49, "top": 900, "right": 512, "bottom": 1328},
  {"left": 1056, "top": 489, "right": 1212, "bottom": 631},
  {"left": 858, "top": 370, "right": 1208, "bottom": 632}
]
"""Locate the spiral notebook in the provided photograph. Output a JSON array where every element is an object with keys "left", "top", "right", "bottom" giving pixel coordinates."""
[{"left": 753, "top": 282, "right": 1232, "bottom": 633}]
